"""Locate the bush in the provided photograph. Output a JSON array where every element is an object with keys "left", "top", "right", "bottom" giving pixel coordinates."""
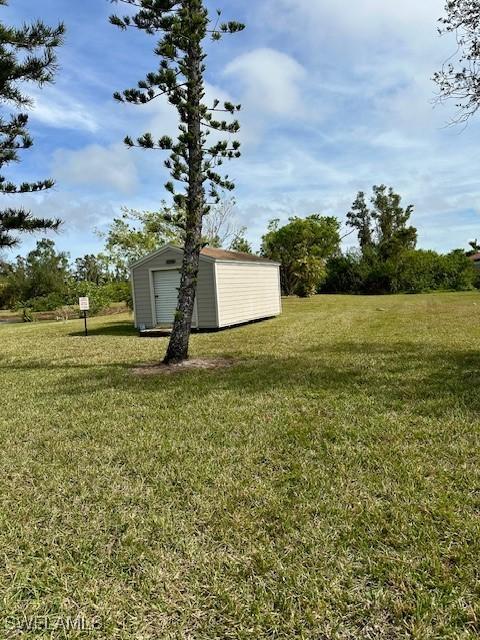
[
  {"left": 9, "top": 280, "right": 133, "bottom": 316},
  {"left": 23, "top": 292, "right": 67, "bottom": 312},
  {"left": 22, "top": 307, "right": 33, "bottom": 322},
  {"left": 436, "top": 250, "right": 476, "bottom": 291},
  {"left": 391, "top": 250, "right": 439, "bottom": 293},
  {"left": 100, "top": 281, "right": 132, "bottom": 306},
  {"left": 323, "top": 254, "right": 364, "bottom": 294},
  {"left": 392, "top": 250, "right": 475, "bottom": 293},
  {"left": 262, "top": 215, "right": 340, "bottom": 296},
  {"left": 292, "top": 256, "right": 326, "bottom": 297},
  {"left": 362, "top": 258, "right": 395, "bottom": 295},
  {"left": 323, "top": 249, "right": 476, "bottom": 295},
  {"left": 323, "top": 251, "right": 394, "bottom": 294},
  {"left": 66, "top": 281, "right": 112, "bottom": 316}
]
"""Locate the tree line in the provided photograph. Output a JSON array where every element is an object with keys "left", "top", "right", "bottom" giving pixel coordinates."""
[
  {"left": 261, "top": 185, "right": 476, "bottom": 297},
  {"left": 0, "top": 197, "right": 251, "bottom": 315},
  {"left": 0, "top": 239, "right": 130, "bottom": 318},
  {"left": 1, "top": 183, "right": 477, "bottom": 320},
  {"left": 323, "top": 186, "right": 476, "bottom": 295}
]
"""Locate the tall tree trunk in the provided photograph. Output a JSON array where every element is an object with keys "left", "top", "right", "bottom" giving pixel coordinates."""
[
  {"left": 164, "top": 29, "right": 204, "bottom": 365},
  {"left": 112, "top": 0, "right": 243, "bottom": 363}
]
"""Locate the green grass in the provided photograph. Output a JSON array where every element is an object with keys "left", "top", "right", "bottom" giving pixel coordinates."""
[{"left": 1, "top": 293, "right": 480, "bottom": 639}]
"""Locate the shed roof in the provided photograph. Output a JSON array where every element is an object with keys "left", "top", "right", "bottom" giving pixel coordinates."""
[
  {"left": 200, "top": 247, "right": 275, "bottom": 264},
  {"left": 130, "top": 243, "right": 280, "bottom": 269},
  {"left": 468, "top": 252, "right": 480, "bottom": 262}
]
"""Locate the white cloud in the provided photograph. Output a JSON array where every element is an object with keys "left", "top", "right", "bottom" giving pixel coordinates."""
[
  {"left": 259, "top": 0, "right": 452, "bottom": 130},
  {"left": 29, "top": 86, "right": 99, "bottom": 133},
  {"left": 2, "top": 192, "right": 125, "bottom": 258},
  {"left": 30, "top": 192, "right": 117, "bottom": 231},
  {"left": 52, "top": 143, "right": 138, "bottom": 194},
  {"left": 224, "top": 48, "right": 307, "bottom": 118},
  {"left": 263, "top": 0, "right": 441, "bottom": 48}
]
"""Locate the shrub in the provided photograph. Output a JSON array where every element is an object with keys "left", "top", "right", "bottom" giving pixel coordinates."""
[
  {"left": 392, "top": 250, "right": 475, "bottom": 293},
  {"left": 0, "top": 282, "right": 16, "bottom": 310},
  {"left": 100, "top": 281, "right": 131, "bottom": 303},
  {"left": 357, "top": 251, "right": 396, "bottom": 294},
  {"left": 437, "top": 250, "right": 476, "bottom": 291},
  {"left": 23, "top": 292, "right": 67, "bottom": 312},
  {"left": 293, "top": 256, "right": 326, "bottom": 297},
  {"left": 67, "top": 281, "right": 112, "bottom": 316},
  {"left": 10, "top": 281, "right": 133, "bottom": 316},
  {"left": 323, "top": 249, "right": 476, "bottom": 295},
  {"left": 21, "top": 307, "right": 33, "bottom": 322},
  {"left": 323, "top": 254, "right": 364, "bottom": 294},
  {"left": 262, "top": 215, "right": 340, "bottom": 296},
  {"left": 390, "top": 250, "right": 438, "bottom": 293},
  {"left": 323, "top": 251, "right": 394, "bottom": 294},
  {"left": 100, "top": 281, "right": 132, "bottom": 308}
]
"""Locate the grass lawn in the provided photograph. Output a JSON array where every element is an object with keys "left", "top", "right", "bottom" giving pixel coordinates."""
[{"left": 1, "top": 292, "right": 480, "bottom": 639}]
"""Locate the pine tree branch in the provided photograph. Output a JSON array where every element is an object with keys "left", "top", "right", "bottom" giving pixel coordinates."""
[
  {"left": 0, "top": 12, "right": 63, "bottom": 247},
  {"left": 0, "top": 208, "right": 61, "bottom": 248}
]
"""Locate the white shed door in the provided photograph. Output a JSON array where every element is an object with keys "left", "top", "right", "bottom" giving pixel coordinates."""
[{"left": 153, "top": 270, "right": 181, "bottom": 325}]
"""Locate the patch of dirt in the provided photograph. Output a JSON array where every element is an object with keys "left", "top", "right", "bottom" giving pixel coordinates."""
[{"left": 131, "top": 357, "right": 235, "bottom": 376}]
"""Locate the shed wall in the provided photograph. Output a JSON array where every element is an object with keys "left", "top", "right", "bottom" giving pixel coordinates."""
[
  {"left": 215, "top": 262, "right": 281, "bottom": 327},
  {"left": 196, "top": 261, "right": 217, "bottom": 328},
  {"left": 131, "top": 248, "right": 217, "bottom": 328}
]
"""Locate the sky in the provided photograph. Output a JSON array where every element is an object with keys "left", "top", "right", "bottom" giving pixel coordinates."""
[{"left": 2, "top": 0, "right": 480, "bottom": 260}]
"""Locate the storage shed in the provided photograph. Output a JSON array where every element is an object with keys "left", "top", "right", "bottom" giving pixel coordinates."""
[{"left": 130, "top": 243, "right": 282, "bottom": 330}]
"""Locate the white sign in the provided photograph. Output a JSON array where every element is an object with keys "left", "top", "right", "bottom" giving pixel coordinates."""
[{"left": 79, "top": 297, "right": 90, "bottom": 311}]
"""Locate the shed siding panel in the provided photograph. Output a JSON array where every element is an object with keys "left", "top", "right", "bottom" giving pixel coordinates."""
[
  {"left": 131, "top": 270, "right": 153, "bottom": 328},
  {"left": 132, "top": 248, "right": 218, "bottom": 328},
  {"left": 196, "top": 261, "right": 217, "bottom": 327},
  {"left": 216, "top": 263, "right": 281, "bottom": 327}
]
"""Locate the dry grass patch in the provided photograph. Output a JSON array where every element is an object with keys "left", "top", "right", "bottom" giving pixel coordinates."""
[{"left": 131, "top": 356, "right": 235, "bottom": 376}]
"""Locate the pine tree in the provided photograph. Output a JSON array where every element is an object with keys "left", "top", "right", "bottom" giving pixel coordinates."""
[
  {"left": 346, "top": 186, "right": 417, "bottom": 260},
  {"left": 110, "top": 0, "right": 244, "bottom": 363},
  {"left": 346, "top": 191, "right": 373, "bottom": 252},
  {"left": 0, "top": 2, "right": 64, "bottom": 248},
  {"left": 371, "top": 185, "right": 417, "bottom": 260}
]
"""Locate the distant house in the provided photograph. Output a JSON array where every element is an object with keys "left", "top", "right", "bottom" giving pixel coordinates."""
[
  {"left": 130, "top": 243, "right": 282, "bottom": 330},
  {"left": 468, "top": 252, "right": 480, "bottom": 272}
]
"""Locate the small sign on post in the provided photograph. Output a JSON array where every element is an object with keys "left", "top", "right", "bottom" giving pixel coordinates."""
[{"left": 79, "top": 297, "right": 90, "bottom": 336}]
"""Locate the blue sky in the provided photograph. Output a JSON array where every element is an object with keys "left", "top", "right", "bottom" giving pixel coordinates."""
[{"left": 2, "top": 0, "right": 480, "bottom": 259}]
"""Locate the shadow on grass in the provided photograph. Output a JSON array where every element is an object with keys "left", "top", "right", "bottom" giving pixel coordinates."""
[
  {"left": 36, "top": 339, "right": 480, "bottom": 419},
  {"left": 69, "top": 320, "right": 138, "bottom": 337}
]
